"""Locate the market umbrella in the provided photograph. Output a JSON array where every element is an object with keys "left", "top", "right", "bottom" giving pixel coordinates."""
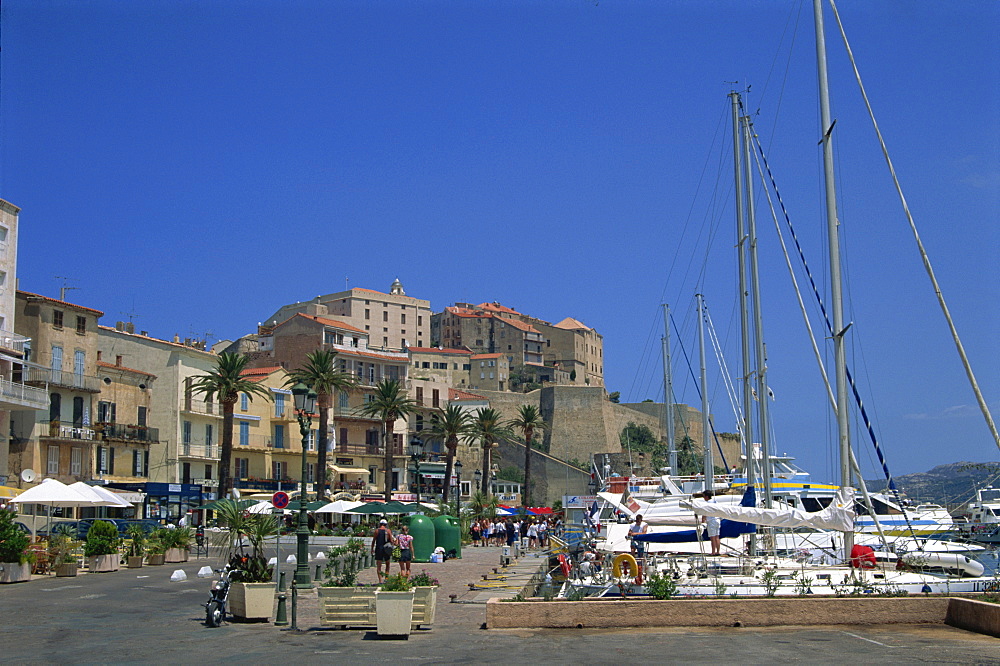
[
  {"left": 285, "top": 499, "right": 330, "bottom": 512},
  {"left": 88, "top": 485, "right": 134, "bottom": 508},
  {"left": 68, "top": 482, "right": 131, "bottom": 509},
  {"left": 245, "top": 500, "right": 276, "bottom": 515},
  {"left": 313, "top": 500, "right": 365, "bottom": 515},
  {"left": 9, "top": 479, "right": 103, "bottom": 537},
  {"left": 347, "top": 501, "right": 411, "bottom": 515},
  {"left": 194, "top": 498, "right": 256, "bottom": 512},
  {"left": 399, "top": 503, "right": 428, "bottom": 513}
]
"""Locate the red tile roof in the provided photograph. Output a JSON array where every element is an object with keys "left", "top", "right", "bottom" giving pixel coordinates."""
[
  {"left": 448, "top": 388, "right": 488, "bottom": 402},
  {"left": 97, "top": 326, "right": 218, "bottom": 356},
  {"left": 408, "top": 347, "right": 472, "bottom": 356},
  {"left": 353, "top": 287, "right": 387, "bottom": 295},
  {"left": 337, "top": 348, "right": 409, "bottom": 362},
  {"left": 499, "top": 317, "right": 539, "bottom": 333},
  {"left": 18, "top": 290, "right": 104, "bottom": 316},
  {"left": 470, "top": 353, "right": 502, "bottom": 360},
  {"left": 553, "top": 317, "right": 592, "bottom": 331},
  {"left": 96, "top": 361, "right": 157, "bottom": 378},
  {"left": 241, "top": 366, "right": 282, "bottom": 377},
  {"left": 477, "top": 302, "right": 522, "bottom": 316},
  {"left": 291, "top": 313, "right": 366, "bottom": 334}
]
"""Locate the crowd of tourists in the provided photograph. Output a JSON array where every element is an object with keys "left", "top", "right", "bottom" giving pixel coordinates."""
[{"left": 468, "top": 515, "right": 561, "bottom": 550}]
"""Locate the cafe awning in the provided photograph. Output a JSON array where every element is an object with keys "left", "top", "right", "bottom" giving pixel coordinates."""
[{"left": 330, "top": 465, "right": 369, "bottom": 476}]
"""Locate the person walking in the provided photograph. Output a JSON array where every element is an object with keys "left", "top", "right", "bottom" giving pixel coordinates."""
[
  {"left": 396, "top": 524, "right": 414, "bottom": 577},
  {"left": 371, "top": 518, "right": 394, "bottom": 583},
  {"left": 471, "top": 520, "right": 481, "bottom": 547}
]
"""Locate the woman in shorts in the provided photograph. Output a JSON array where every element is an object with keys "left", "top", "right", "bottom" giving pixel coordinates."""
[{"left": 396, "top": 524, "right": 414, "bottom": 577}]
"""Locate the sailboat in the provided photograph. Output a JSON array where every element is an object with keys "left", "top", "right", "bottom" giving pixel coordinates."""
[{"left": 560, "top": 0, "right": 997, "bottom": 598}]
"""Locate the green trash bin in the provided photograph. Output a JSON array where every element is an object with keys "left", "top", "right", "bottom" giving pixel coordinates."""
[
  {"left": 407, "top": 514, "right": 435, "bottom": 563},
  {"left": 433, "top": 515, "right": 462, "bottom": 559}
]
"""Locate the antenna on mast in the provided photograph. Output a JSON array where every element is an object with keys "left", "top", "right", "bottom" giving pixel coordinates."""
[{"left": 55, "top": 276, "right": 78, "bottom": 302}]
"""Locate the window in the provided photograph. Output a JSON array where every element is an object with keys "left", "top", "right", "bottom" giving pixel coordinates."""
[
  {"left": 239, "top": 421, "right": 249, "bottom": 446},
  {"left": 72, "top": 396, "right": 84, "bottom": 426},
  {"left": 365, "top": 309, "right": 370, "bottom": 319},
  {"left": 383, "top": 337, "right": 388, "bottom": 347},
  {"left": 401, "top": 314, "right": 406, "bottom": 324},
  {"left": 76, "top": 316, "right": 87, "bottom": 334},
  {"left": 339, "top": 391, "right": 349, "bottom": 410},
  {"left": 415, "top": 414, "right": 424, "bottom": 431},
  {"left": 272, "top": 461, "right": 286, "bottom": 480},
  {"left": 383, "top": 311, "right": 388, "bottom": 322},
  {"left": 489, "top": 372, "right": 494, "bottom": 379},
  {"left": 96, "top": 446, "right": 114, "bottom": 475},
  {"left": 71, "top": 448, "right": 82, "bottom": 475},
  {"left": 235, "top": 458, "right": 249, "bottom": 478},
  {"left": 47, "top": 445, "right": 60, "bottom": 474},
  {"left": 418, "top": 316, "right": 423, "bottom": 326},
  {"left": 274, "top": 393, "right": 285, "bottom": 417},
  {"left": 133, "top": 450, "right": 145, "bottom": 476},
  {"left": 352, "top": 337, "right": 359, "bottom": 348},
  {"left": 432, "top": 389, "right": 440, "bottom": 408},
  {"left": 74, "top": 350, "right": 85, "bottom": 385},
  {"left": 182, "top": 421, "right": 192, "bottom": 445},
  {"left": 339, "top": 427, "right": 348, "bottom": 448},
  {"left": 51, "top": 345, "right": 63, "bottom": 381},
  {"left": 205, "top": 464, "right": 212, "bottom": 480},
  {"left": 53, "top": 310, "right": 64, "bottom": 328},
  {"left": 273, "top": 423, "right": 285, "bottom": 449},
  {"left": 205, "top": 424, "right": 214, "bottom": 446},
  {"left": 307, "top": 462, "right": 316, "bottom": 483},
  {"left": 463, "top": 364, "right": 471, "bottom": 371},
  {"left": 137, "top": 406, "right": 147, "bottom": 426},
  {"left": 240, "top": 393, "right": 249, "bottom": 411},
  {"left": 416, "top": 387, "right": 423, "bottom": 406},
  {"left": 98, "top": 401, "right": 116, "bottom": 423},
  {"left": 49, "top": 392, "right": 61, "bottom": 422}
]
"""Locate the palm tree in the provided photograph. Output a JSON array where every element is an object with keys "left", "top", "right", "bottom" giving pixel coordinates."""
[
  {"left": 191, "top": 353, "right": 271, "bottom": 501},
  {"left": 508, "top": 404, "right": 547, "bottom": 508},
  {"left": 464, "top": 407, "right": 512, "bottom": 496},
  {"left": 358, "top": 378, "right": 416, "bottom": 501},
  {"left": 425, "top": 404, "right": 470, "bottom": 506},
  {"left": 286, "top": 350, "right": 358, "bottom": 500}
]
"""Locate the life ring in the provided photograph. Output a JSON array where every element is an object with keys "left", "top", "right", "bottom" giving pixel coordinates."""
[
  {"left": 558, "top": 553, "right": 571, "bottom": 577},
  {"left": 612, "top": 553, "right": 639, "bottom": 579}
]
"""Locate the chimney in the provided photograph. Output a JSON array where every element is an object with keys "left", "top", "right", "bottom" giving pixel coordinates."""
[
  {"left": 140, "top": 330, "right": 148, "bottom": 337},
  {"left": 115, "top": 355, "right": 123, "bottom": 367},
  {"left": 96, "top": 351, "right": 102, "bottom": 362},
  {"left": 115, "top": 321, "right": 125, "bottom": 331},
  {"left": 125, "top": 322, "right": 135, "bottom": 334},
  {"left": 173, "top": 334, "right": 180, "bottom": 344}
]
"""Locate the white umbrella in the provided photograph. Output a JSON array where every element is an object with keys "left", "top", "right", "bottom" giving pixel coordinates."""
[
  {"left": 10, "top": 479, "right": 102, "bottom": 537},
  {"left": 245, "top": 500, "right": 275, "bottom": 515},
  {"left": 88, "top": 484, "right": 133, "bottom": 508},
  {"left": 313, "top": 500, "right": 365, "bottom": 515},
  {"left": 68, "top": 482, "right": 131, "bottom": 508}
]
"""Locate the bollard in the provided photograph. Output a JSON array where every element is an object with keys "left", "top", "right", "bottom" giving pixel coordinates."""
[
  {"left": 290, "top": 578, "right": 298, "bottom": 631},
  {"left": 315, "top": 563, "right": 322, "bottom": 580},
  {"left": 274, "top": 572, "right": 288, "bottom": 626}
]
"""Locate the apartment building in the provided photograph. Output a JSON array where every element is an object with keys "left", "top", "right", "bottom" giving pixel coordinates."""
[
  {"left": 92, "top": 355, "right": 158, "bottom": 487},
  {"left": 468, "top": 353, "right": 509, "bottom": 392},
  {"left": 261, "top": 279, "right": 431, "bottom": 353},
  {"left": 0, "top": 202, "right": 48, "bottom": 484},
  {"left": 408, "top": 347, "right": 473, "bottom": 388},
  {"left": 539, "top": 317, "right": 604, "bottom": 387}
]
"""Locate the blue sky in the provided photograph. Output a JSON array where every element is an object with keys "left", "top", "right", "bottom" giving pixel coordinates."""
[{"left": 2, "top": 1, "right": 997, "bottom": 481}]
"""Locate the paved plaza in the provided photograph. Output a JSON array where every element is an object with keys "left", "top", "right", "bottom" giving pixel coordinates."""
[{"left": 1, "top": 543, "right": 997, "bottom": 664}]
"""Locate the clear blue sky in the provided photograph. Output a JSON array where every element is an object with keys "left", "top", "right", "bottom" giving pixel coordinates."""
[{"left": 2, "top": 1, "right": 997, "bottom": 481}]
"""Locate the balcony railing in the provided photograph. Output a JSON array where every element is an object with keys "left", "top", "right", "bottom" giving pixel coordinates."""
[
  {"left": 0, "top": 328, "right": 29, "bottom": 355},
  {"left": 43, "top": 420, "right": 97, "bottom": 441},
  {"left": 0, "top": 377, "right": 49, "bottom": 410},
  {"left": 234, "top": 478, "right": 308, "bottom": 493},
  {"left": 98, "top": 423, "right": 159, "bottom": 443},
  {"left": 336, "top": 442, "right": 404, "bottom": 456},
  {"left": 23, "top": 366, "right": 101, "bottom": 392},
  {"left": 181, "top": 442, "right": 217, "bottom": 459},
  {"left": 181, "top": 398, "right": 223, "bottom": 416}
]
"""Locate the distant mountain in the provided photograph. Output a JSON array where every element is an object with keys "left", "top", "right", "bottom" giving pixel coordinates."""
[{"left": 864, "top": 461, "right": 1000, "bottom": 510}]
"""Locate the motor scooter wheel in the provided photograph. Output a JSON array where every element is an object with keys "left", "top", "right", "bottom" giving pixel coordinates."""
[{"left": 206, "top": 600, "right": 224, "bottom": 627}]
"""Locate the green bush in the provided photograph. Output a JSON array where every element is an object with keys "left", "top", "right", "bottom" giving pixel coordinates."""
[
  {"left": 0, "top": 508, "right": 29, "bottom": 564},
  {"left": 379, "top": 573, "right": 412, "bottom": 592},
  {"left": 645, "top": 571, "right": 678, "bottom": 600},
  {"left": 84, "top": 520, "right": 121, "bottom": 557}
]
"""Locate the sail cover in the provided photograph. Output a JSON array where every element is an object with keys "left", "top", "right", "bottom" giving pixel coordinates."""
[
  {"left": 680, "top": 487, "right": 856, "bottom": 532},
  {"left": 633, "top": 486, "right": 757, "bottom": 543}
]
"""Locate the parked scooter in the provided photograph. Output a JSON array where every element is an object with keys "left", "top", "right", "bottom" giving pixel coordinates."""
[{"left": 204, "top": 563, "right": 241, "bottom": 627}]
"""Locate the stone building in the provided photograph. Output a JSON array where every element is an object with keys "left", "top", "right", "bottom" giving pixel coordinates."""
[
  {"left": 407, "top": 346, "right": 472, "bottom": 388},
  {"left": 92, "top": 355, "right": 158, "bottom": 487},
  {"left": 468, "top": 353, "right": 509, "bottom": 392}
]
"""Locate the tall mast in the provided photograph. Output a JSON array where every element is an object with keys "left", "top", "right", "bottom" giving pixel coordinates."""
[
  {"left": 697, "top": 294, "right": 713, "bottom": 492},
  {"left": 743, "top": 113, "right": 774, "bottom": 510},
  {"left": 730, "top": 91, "right": 755, "bottom": 492},
  {"left": 661, "top": 304, "right": 677, "bottom": 474},
  {"left": 813, "top": 0, "right": 853, "bottom": 552}
]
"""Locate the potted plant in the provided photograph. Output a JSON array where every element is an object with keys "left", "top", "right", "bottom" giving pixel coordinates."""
[
  {"left": 125, "top": 524, "right": 146, "bottom": 568},
  {"left": 0, "top": 507, "right": 32, "bottom": 583},
  {"left": 408, "top": 570, "right": 439, "bottom": 629},
  {"left": 163, "top": 526, "right": 192, "bottom": 563},
  {"left": 317, "top": 537, "right": 376, "bottom": 628},
  {"left": 48, "top": 527, "right": 80, "bottom": 577},
  {"left": 375, "top": 573, "right": 415, "bottom": 637},
  {"left": 84, "top": 519, "right": 121, "bottom": 573},
  {"left": 146, "top": 530, "right": 167, "bottom": 565},
  {"left": 213, "top": 499, "right": 277, "bottom": 621}
]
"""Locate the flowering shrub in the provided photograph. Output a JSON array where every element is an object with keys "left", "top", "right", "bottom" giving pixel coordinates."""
[{"left": 409, "top": 570, "right": 439, "bottom": 587}]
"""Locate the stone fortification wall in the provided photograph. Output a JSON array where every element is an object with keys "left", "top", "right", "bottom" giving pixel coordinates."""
[{"left": 494, "top": 440, "right": 591, "bottom": 506}]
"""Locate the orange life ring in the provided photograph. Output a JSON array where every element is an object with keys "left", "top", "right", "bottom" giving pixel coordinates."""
[
  {"left": 558, "top": 553, "right": 571, "bottom": 577},
  {"left": 612, "top": 553, "right": 639, "bottom": 579}
]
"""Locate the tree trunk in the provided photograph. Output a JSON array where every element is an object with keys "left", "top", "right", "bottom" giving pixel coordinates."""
[
  {"left": 317, "top": 393, "right": 330, "bottom": 501},
  {"left": 383, "top": 418, "right": 394, "bottom": 502},
  {"left": 442, "top": 438, "right": 456, "bottom": 505},
  {"left": 482, "top": 442, "right": 491, "bottom": 496},
  {"left": 523, "top": 428, "right": 533, "bottom": 508},
  {"left": 219, "top": 400, "right": 236, "bottom": 500}
]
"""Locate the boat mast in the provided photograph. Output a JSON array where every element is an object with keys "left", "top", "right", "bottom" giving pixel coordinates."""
[
  {"left": 730, "top": 91, "right": 756, "bottom": 496},
  {"left": 661, "top": 303, "right": 677, "bottom": 474},
  {"left": 697, "top": 294, "right": 714, "bottom": 492},
  {"left": 813, "top": 0, "right": 853, "bottom": 552}
]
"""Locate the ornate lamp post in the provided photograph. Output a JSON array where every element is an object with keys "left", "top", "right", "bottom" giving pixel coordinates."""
[
  {"left": 291, "top": 381, "right": 317, "bottom": 589},
  {"left": 453, "top": 459, "right": 463, "bottom": 516},
  {"left": 408, "top": 435, "right": 424, "bottom": 504}
]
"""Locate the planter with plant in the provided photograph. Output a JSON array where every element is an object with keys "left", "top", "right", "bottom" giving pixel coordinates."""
[
  {"left": 48, "top": 527, "right": 80, "bottom": 577},
  {"left": 213, "top": 499, "right": 277, "bottom": 621},
  {"left": 0, "top": 507, "right": 32, "bottom": 583},
  {"left": 125, "top": 524, "right": 147, "bottom": 568},
  {"left": 84, "top": 519, "right": 121, "bottom": 573},
  {"left": 163, "top": 526, "right": 193, "bottom": 563},
  {"left": 375, "top": 573, "right": 415, "bottom": 636},
  {"left": 409, "top": 570, "right": 439, "bottom": 629},
  {"left": 317, "top": 537, "right": 376, "bottom": 628},
  {"left": 146, "top": 530, "right": 167, "bottom": 565}
]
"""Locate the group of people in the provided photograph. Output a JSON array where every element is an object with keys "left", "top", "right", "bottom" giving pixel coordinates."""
[
  {"left": 469, "top": 516, "right": 560, "bottom": 550},
  {"left": 628, "top": 490, "right": 723, "bottom": 558},
  {"left": 370, "top": 518, "right": 415, "bottom": 583}
]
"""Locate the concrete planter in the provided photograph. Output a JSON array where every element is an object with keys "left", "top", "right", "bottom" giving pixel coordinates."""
[
  {"left": 375, "top": 590, "right": 415, "bottom": 637},
  {"left": 317, "top": 586, "right": 376, "bottom": 628},
  {"left": 146, "top": 553, "right": 165, "bottom": 566},
  {"left": 87, "top": 554, "right": 120, "bottom": 573},
  {"left": 164, "top": 548, "right": 189, "bottom": 563},
  {"left": 411, "top": 586, "right": 438, "bottom": 628},
  {"left": 126, "top": 556, "right": 144, "bottom": 569},
  {"left": 229, "top": 582, "right": 275, "bottom": 621},
  {"left": 0, "top": 562, "right": 31, "bottom": 583},
  {"left": 55, "top": 562, "right": 79, "bottom": 577}
]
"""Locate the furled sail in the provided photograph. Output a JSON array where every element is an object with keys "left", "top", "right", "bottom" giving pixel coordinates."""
[{"left": 680, "top": 487, "right": 856, "bottom": 532}]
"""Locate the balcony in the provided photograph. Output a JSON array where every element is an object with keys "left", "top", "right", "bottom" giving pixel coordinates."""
[
  {"left": 180, "top": 442, "right": 217, "bottom": 459},
  {"left": 234, "top": 477, "right": 307, "bottom": 493},
  {"left": 42, "top": 420, "right": 98, "bottom": 441},
  {"left": 0, "top": 377, "right": 49, "bottom": 410},
  {"left": 98, "top": 423, "right": 159, "bottom": 443},
  {"left": 23, "top": 366, "right": 101, "bottom": 393},
  {"left": 336, "top": 442, "right": 404, "bottom": 457},
  {"left": 331, "top": 404, "right": 380, "bottom": 421},
  {"left": 0, "top": 328, "right": 29, "bottom": 355},
  {"left": 181, "top": 398, "right": 223, "bottom": 417}
]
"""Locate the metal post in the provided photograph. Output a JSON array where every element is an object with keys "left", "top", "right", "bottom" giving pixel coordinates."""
[
  {"left": 290, "top": 578, "right": 298, "bottom": 631},
  {"left": 295, "top": 410, "right": 313, "bottom": 588},
  {"left": 274, "top": 571, "right": 288, "bottom": 626}
]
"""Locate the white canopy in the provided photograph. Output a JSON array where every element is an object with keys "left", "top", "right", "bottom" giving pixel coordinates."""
[
  {"left": 681, "top": 487, "right": 856, "bottom": 532},
  {"left": 68, "top": 482, "right": 132, "bottom": 508},
  {"left": 9, "top": 479, "right": 102, "bottom": 507},
  {"left": 245, "top": 500, "right": 276, "bottom": 515},
  {"left": 313, "top": 500, "right": 365, "bottom": 515}
]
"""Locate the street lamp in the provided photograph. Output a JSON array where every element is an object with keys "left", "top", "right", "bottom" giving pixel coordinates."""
[
  {"left": 453, "top": 459, "right": 463, "bottom": 516},
  {"left": 409, "top": 435, "right": 424, "bottom": 504},
  {"left": 291, "top": 381, "right": 317, "bottom": 588}
]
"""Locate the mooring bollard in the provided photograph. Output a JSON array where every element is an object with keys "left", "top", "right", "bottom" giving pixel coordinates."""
[
  {"left": 290, "top": 578, "right": 298, "bottom": 631},
  {"left": 274, "top": 571, "right": 288, "bottom": 626},
  {"left": 315, "top": 563, "right": 322, "bottom": 579}
]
